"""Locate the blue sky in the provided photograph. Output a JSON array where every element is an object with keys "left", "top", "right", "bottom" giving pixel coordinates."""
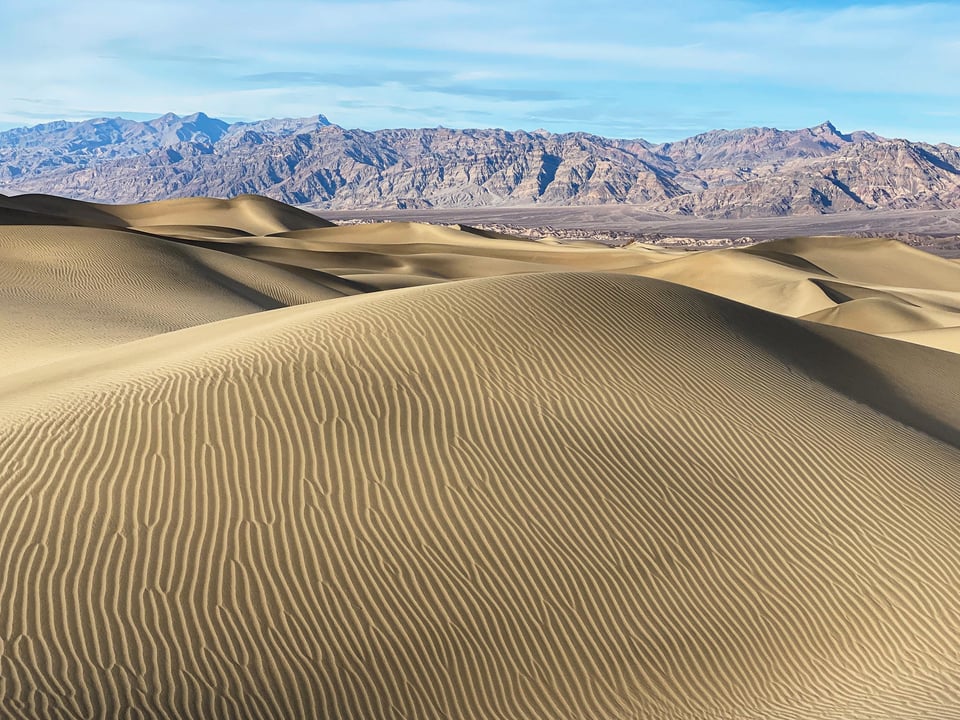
[{"left": 2, "top": 0, "right": 960, "bottom": 143}]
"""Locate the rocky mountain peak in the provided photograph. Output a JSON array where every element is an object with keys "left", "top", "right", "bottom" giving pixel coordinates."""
[
  {"left": 0, "top": 113, "right": 957, "bottom": 216},
  {"left": 812, "top": 120, "right": 839, "bottom": 135}
]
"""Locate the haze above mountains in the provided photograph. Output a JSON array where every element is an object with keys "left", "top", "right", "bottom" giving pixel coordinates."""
[{"left": 2, "top": 112, "right": 960, "bottom": 217}]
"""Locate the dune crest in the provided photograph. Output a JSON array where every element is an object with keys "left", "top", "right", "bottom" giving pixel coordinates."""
[{"left": 2, "top": 194, "right": 960, "bottom": 718}]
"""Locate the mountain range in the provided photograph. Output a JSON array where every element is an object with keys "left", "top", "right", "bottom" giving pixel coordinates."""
[{"left": 2, "top": 112, "right": 959, "bottom": 217}]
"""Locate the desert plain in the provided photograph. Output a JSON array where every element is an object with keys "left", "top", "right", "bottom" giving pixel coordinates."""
[{"left": 2, "top": 192, "right": 960, "bottom": 718}]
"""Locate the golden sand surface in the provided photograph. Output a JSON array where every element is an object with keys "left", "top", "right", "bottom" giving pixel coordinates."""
[{"left": 2, "top": 193, "right": 960, "bottom": 719}]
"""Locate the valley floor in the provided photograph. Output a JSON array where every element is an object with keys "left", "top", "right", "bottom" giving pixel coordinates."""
[{"left": 320, "top": 205, "right": 960, "bottom": 255}]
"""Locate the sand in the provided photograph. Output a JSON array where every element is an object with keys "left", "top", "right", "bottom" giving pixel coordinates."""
[{"left": 2, "top": 193, "right": 960, "bottom": 719}]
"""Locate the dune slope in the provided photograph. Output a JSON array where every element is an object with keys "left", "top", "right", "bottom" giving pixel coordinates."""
[
  {"left": 2, "top": 272, "right": 960, "bottom": 719},
  {"left": 0, "top": 193, "right": 335, "bottom": 235},
  {"left": 0, "top": 224, "right": 362, "bottom": 373},
  {"left": 4, "top": 194, "right": 960, "bottom": 719}
]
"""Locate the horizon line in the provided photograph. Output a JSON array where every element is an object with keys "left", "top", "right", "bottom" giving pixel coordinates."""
[{"left": 0, "top": 112, "right": 916, "bottom": 146}]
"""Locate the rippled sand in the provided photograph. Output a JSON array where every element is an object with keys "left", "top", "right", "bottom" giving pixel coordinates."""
[{"left": 3, "top": 193, "right": 960, "bottom": 719}]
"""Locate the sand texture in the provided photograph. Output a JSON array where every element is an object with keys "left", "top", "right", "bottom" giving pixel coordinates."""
[{"left": 3, "top": 193, "right": 960, "bottom": 719}]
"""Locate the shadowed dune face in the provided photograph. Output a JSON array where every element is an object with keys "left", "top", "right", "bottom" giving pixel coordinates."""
[
  {"left": 0, "top": 225, "right": 359, "bottom": 373},
  {"left": 3, "top": 194, "right": 960, "bottom": 719}
]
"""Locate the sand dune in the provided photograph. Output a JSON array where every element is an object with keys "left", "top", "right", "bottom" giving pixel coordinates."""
[
  {"left": 0, "top": 224, "right": 359, "bottom": 374},
  {"left": 3, "top": 194, "right": 960, "bottom": 719},
  {"left": 1, "top": 193, "right": 334, "bottom": 235}
]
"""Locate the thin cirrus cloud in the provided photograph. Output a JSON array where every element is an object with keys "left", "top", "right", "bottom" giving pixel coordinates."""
[
  {"left": 0, "top": 1, "right": 959, "bottom": 142},
  {"left": 241, "top": 71, "right": 567, "bottom": 102}
]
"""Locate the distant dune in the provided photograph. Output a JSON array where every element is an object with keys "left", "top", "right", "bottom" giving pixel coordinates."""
[{"left": 3, "top": 193, "right": 960, "bottom": 718}]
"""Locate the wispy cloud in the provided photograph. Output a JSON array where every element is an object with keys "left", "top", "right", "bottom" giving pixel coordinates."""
[
  {"left": 694, "top": 3, "right": 960, "bottom": 94},
  {"left": 241, "top": 70, "right": 566, "bottom": 102},
  {"left": 241, "top": 70, "right": 438, "bottom": 87},
  {"left": 1, "top": 1, "right": 960, "bottom": 142}
]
